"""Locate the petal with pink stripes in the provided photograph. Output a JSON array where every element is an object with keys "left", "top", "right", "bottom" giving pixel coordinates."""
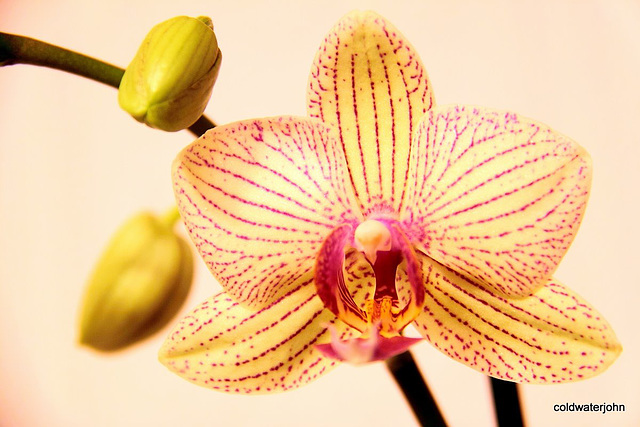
[
  {"left": 307, "top": 10, "right": 434, "bottom": 215},
  {"left": 158, "top": 280, "right": 354, "bottom": 394},
  {"left": 403, "top": 105, "right": 592, "bottom": 296},
  {"left": 172, "top": 116, "right": 361, "bottom": 308},
  {"left": 413, "top": 259, "right": 621, "bottom": 383}
]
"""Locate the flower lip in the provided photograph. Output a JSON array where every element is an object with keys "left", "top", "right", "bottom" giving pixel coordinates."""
[{"left": 316, "top": 322, "right": 423, "bottom": 364}]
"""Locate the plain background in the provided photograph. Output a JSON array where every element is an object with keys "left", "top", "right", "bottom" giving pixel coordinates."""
[{"left": 1, "top": 1, "right": 638, "bottom": 426}]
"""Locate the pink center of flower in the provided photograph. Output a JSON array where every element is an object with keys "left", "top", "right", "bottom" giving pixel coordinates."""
[
  {"left": 314, "top": 219, "right": 425, "bottom": 362},
  {"left": 316, "top": 219, "right": 426, "bottom": 336}
]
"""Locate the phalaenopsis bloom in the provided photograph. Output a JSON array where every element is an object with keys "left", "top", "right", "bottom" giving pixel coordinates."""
[{"left": 159, "top": 10, "right": 620, "bottom": 394}]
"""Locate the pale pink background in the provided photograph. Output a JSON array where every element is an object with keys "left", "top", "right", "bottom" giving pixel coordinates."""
[{"left": 1, "top": 1, "right": 638, "bottom": 426}]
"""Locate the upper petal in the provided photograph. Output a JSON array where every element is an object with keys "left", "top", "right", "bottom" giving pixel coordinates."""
[
  {"left": 404, "top": 105, "right": 592, "bottom": 296},
  {"left": 159, "top": 281, "right": 353, "bottom": 394},
  {"left": 307, "top": 10, "right": 434, "bottom": 215},
  {"left": 173, "top": 116, "right": 361, "bottom": 308},
  {"left": 413, "top": 259, "right": 621, "bottom": 383}
]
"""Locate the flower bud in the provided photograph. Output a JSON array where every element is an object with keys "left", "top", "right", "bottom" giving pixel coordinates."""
[
  {"left": 118, "top": 16, "right": 221, "bottom": 132},
  {"left": 78, "top": 208, "right": 193, "bottom": 352}
]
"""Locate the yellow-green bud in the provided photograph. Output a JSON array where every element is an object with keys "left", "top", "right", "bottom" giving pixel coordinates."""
[
  {"left": 78, "top": 208, "right": 193, "bottom": 352},
  {"left": 118, "top": 16, "right": 221, "bottom": 132}
]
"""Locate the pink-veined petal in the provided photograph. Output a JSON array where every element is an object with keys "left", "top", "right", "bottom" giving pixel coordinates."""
[
  {"left": 413, "top": 258, "right": 621, "bottom": 383},
  {"left": 173, "top": 116, "right": 361, "bottom": 308},
  {"left": 307, "top": 10, "right": 434, "bottom": 215},
  {"left": 158, "top": 280, "right": 354, "bottom": 394},
  {"left": 404, "top": 105, "right": 592, "bottom": 296}
]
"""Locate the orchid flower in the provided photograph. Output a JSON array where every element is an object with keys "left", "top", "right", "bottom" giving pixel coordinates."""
[{"left": 159, "top": 10, "right": 620, "bottom": 393}]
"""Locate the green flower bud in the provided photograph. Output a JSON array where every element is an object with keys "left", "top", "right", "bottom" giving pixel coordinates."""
[
  {"left": 78, "top": 208, "right": 193, "bottom": 352},
  {"left": 118, "top": 16, "right": 221, "bottom": 132}
]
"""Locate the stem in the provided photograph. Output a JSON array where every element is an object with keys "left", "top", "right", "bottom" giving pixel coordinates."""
[
  {"left": 490, "top": 377, "right": 524, "bottom": 427},
  {"left": 385, "top": 351, "right": 447, "bottom": 427},
  {"left": 0, "top": 31, "right": 215, "bottom": 137},
  {"left": 160, "top": 206, "right": 182, "bottom": 229},
  {"left": 187, "top": 115, "right": 216, "bottom": 137},
  {"left": 1, "top": 32, "right": 124, "bottom": 87}
]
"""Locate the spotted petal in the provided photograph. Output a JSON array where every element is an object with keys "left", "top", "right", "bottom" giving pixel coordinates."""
[
  {"left": 172, "top": 116, "right": 361, "bottom": 308},
  {"left": 158, "top": 280, "right": 353, "bottom": 394},
  {"left": 404, "top": 105, "right": 591, "bottom": 296},
  {"left": 413, "top": 259, "right": 621, "bottom": 383},
  {"left": 307, "top": 10, "right": 434, "bottom": 215}
]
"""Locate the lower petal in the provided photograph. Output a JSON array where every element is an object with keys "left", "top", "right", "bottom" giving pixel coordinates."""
[
  {"left": 413, "top": 259, "right": 621, "bottom": 383},
  {"left": 159, "top": 278, "right": 353, "bottom": 394}
]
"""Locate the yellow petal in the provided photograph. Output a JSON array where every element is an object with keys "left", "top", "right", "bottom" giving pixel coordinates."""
[
  {"left": 307, "top": 10, "right": 434, "bottom": 215},
  {"left": 158, "top": 280, "right": 353, "bottom": 394},
  {"left": 413, "top": 258, "right": 621, "bottom": 383},
  {"left": 404, "top": 105, "right": 592, "bottom": 296},
  {"left": 172, "top": 116, "right": 361, "bottom": 308}
]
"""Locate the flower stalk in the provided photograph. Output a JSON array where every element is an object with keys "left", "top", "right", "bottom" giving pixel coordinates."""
[
  {"left": 0, "top": 31, "right": 124, "bottom": 86},
  {"left": 386, "top": 351, "right": 447, "bottom": 427},
  {"left": 0, "top": 31, "right": 215, "bottom": 136},
  {"left": 490, "top": 377, "right": 524, "bottom": 427}
]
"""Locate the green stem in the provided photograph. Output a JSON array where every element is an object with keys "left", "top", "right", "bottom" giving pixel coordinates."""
[
  {"left": 1, "top": 32, "right": 124, "bottom": 87},
  {"left": 386, "top": 351, "right": 448, "bottom": 427},
  {"left": 0, "top": 31, "right": 215, "bottom": 137},
  {"left": 160, "top": 206, "right": 182, "bottom": 229}
]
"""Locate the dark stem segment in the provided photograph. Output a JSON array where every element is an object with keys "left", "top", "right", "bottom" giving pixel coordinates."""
[
  {"left": 188, "top": 115, "right": 216, "bottom": 137},
  {"left": 490, "top": 377, "right": 524, "bottom": 427},
  {"left": 0, "top": 31, "right": 215, "bottom": 137},
  {"left": 385, "top": 351, "right": 447, "bottom": 427}
]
